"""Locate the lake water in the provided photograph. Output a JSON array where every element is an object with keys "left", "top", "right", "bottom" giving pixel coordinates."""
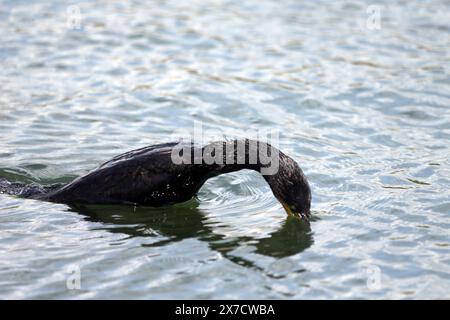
[{"left": 0, "top": 0, "right": 449, "bottom": 299}]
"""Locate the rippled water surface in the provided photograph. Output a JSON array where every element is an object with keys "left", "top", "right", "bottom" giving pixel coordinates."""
[{"left": 1, "top": 0, "right": 450, "bottom": 299}]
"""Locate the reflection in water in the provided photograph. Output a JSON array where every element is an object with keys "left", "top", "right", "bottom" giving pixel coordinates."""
[
  {"left": 255, "top": 217, "right": 313, "bottom": 258},
  {"left": 68, "top": 201, "right": 313, "bottom": 265}
]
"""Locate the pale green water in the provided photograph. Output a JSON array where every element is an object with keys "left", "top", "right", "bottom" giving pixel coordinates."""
[{"left": 0, "top": 0, "right": 449, "bottom": 299}]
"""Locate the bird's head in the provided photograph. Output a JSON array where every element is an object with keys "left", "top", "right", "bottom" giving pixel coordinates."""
[{"left": 264, "top": 153, "right": 311, "bottom": 220}]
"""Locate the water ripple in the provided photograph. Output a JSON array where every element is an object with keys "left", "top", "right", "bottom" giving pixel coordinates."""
[{"left": 0, "top": 0, "right": 449, "bottom": 299}]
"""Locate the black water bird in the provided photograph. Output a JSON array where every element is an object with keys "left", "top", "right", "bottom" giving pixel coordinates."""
[{"left": 0, "top": 139, "right": 311, "bottom": 219}]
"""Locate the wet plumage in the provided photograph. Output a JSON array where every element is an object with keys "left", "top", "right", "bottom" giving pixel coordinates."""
[{"left": 0, "top": 140, "right": 311, "bottom": 219}]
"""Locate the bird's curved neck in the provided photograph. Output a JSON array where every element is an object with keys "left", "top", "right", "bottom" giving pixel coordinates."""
[
  {"left": 200, "top": 140, "right": 283, "bottom": 183},
  {"left": 198, "top": 140, "right": 297, "bottom": 215}
]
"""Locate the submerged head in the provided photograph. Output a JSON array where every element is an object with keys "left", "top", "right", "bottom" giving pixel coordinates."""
[{"left": 265, "top": 153, "right": 311, "bottom": 220}]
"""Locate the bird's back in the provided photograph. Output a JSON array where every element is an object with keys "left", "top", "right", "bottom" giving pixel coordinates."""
[{"left": 41, "top": 142, "right": 202, "bottom": 206}]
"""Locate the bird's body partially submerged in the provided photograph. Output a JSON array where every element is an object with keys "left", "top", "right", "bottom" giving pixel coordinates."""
[
  {"left": 39, "top": 142, "right": 196, "bottom": 206},
  {"left": 0, "top": 140, "right": 312, "bottom": 219}
]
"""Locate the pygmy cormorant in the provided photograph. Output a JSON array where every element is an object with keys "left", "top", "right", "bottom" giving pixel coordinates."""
[{"left": 0, "top": 139, "right": 311, "bottom": 219}]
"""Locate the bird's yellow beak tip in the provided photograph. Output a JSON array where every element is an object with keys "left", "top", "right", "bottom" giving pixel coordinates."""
[{"left": 280, "top": 201, "right": 294, "bottom": 216}]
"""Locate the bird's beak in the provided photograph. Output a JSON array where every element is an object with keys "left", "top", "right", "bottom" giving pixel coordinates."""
[
  {"left": 277, "top": 198, "right": 310, "bottom": 221},
  {"left": 280, "top": 201, "right": 294, "bottom": 216},
  {"left": 279, "top": 200, "right": 310, "bottom": 221}
]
